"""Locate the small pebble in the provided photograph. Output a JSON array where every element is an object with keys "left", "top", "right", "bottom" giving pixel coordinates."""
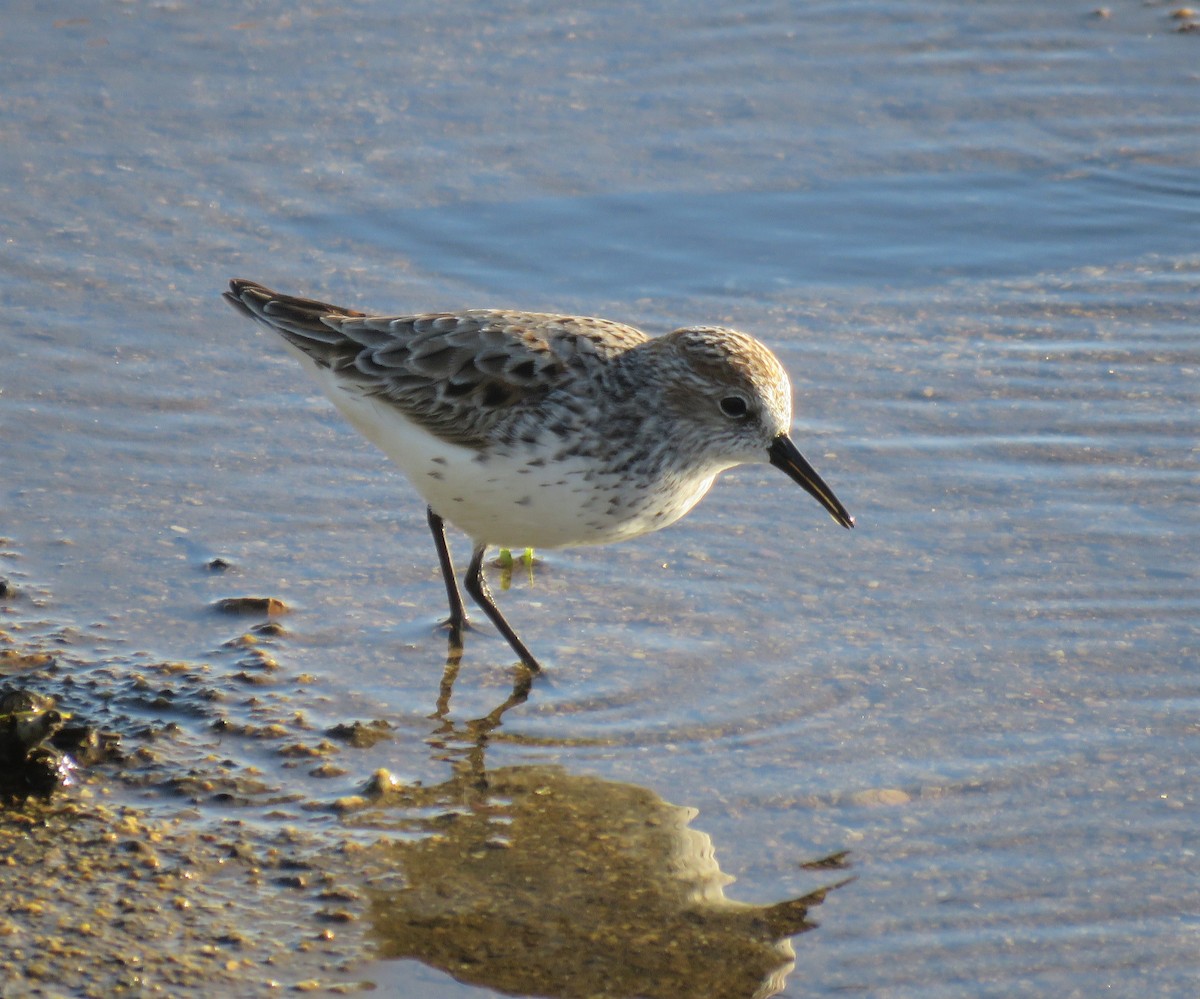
[{"left": 213, "top": 597, "right": 289, "bottom": 616}]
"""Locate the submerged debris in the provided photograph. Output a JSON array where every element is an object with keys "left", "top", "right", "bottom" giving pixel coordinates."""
[
  {"left": 325, "top": 719, "right": 394, "bottom": 749},
  {"left": 213, "top": 596, "right": 289, "bottom": 616},
  {"left": 0, "top": 687, "right": 121, "bottom": 796},
  {"left": 0, "top": 689, "right": 73, "bottom": 795}
]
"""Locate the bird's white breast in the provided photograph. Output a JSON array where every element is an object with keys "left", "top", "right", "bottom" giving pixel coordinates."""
[{"left": 298, "top": 357, "right": 716, "bottom": 549}]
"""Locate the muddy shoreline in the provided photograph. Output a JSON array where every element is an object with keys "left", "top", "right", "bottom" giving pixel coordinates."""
[
  {"left": 0, "top": 564, "right": 384, "bottom": 996},
  {"left": 1, "top": 792, "right": 375, "bottom": 996},
  {"left": 1, "top": 586, "right": 840, "bottom": 999}
]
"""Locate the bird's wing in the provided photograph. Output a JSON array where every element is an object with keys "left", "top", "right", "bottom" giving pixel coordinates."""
[{"left": 225, "top": 280, "right": 648, "bottom": 448}]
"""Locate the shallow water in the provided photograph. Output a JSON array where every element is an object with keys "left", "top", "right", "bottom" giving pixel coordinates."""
[{"left": 2, "top": 1, "right": 1198, "bottom": 996}]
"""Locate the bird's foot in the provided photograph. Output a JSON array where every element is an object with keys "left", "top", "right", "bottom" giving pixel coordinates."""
[{"left": 436, "top": 616, "right": 473, "bottom": 646}]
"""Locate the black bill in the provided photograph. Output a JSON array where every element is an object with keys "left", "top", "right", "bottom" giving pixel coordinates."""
[{"left": 767, "top": 434, "right": 855, "bottom": 529}]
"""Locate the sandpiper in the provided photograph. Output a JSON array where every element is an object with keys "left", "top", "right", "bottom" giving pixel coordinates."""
[{"left": 224, "top": 280, "right": 853, "bottom": 672}]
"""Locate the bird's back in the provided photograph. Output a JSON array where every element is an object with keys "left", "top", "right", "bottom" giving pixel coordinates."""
[{"left": 225, "top": 280, "right": 649, "bottom": 450}]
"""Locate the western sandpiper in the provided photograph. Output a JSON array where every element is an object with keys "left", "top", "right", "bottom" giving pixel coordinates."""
[{"left": 224, "top": 280, "right": 853, "bottom": 672}]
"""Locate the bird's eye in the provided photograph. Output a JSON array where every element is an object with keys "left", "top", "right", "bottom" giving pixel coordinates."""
[{"left": 719, "top": 395, "right": 750, "bottom": 419}]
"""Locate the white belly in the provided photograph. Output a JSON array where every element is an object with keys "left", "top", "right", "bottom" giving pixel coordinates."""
[{"left": 299, "top": 360, "right": 716, "bottom": 549}]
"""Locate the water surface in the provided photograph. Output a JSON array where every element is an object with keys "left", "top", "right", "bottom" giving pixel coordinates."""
[{"left": 2, "top": 1, "right": 1198, "bottom": 996}]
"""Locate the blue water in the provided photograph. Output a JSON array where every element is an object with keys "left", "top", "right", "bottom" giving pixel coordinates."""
[
  {"left": 2, "top": 1, "right": 1198, "bottom": 996},
  {"left": 306, "top": 167, "right": 1200, "bottom": 298}
]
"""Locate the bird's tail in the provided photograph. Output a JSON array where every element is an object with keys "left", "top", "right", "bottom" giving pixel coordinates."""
[
  {"left": 223, "top": 279, "right": 369, "bottom": 366},
  {"left": 224, "top": 279, "right": 364, "bottom": 333}
]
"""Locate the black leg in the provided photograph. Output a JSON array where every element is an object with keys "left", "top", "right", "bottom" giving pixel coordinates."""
[
  {"left": 464, "top": 543, "right": 542, "bottom": 673},
  {"left": 427, "top": 506, "right": 468, "bottom": 644}
]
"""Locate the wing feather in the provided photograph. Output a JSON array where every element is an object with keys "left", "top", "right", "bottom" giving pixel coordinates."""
[{"left": 225, "top": 280, "right": 649, "bottom": 448}]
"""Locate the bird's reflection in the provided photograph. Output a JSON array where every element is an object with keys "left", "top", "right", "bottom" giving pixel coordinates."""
[
  {"left": 430, "top": 644, "right": 533, "bottom": 732},
  {"left": 348, "top": 667, "right": 849, "bottom": 999}
]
